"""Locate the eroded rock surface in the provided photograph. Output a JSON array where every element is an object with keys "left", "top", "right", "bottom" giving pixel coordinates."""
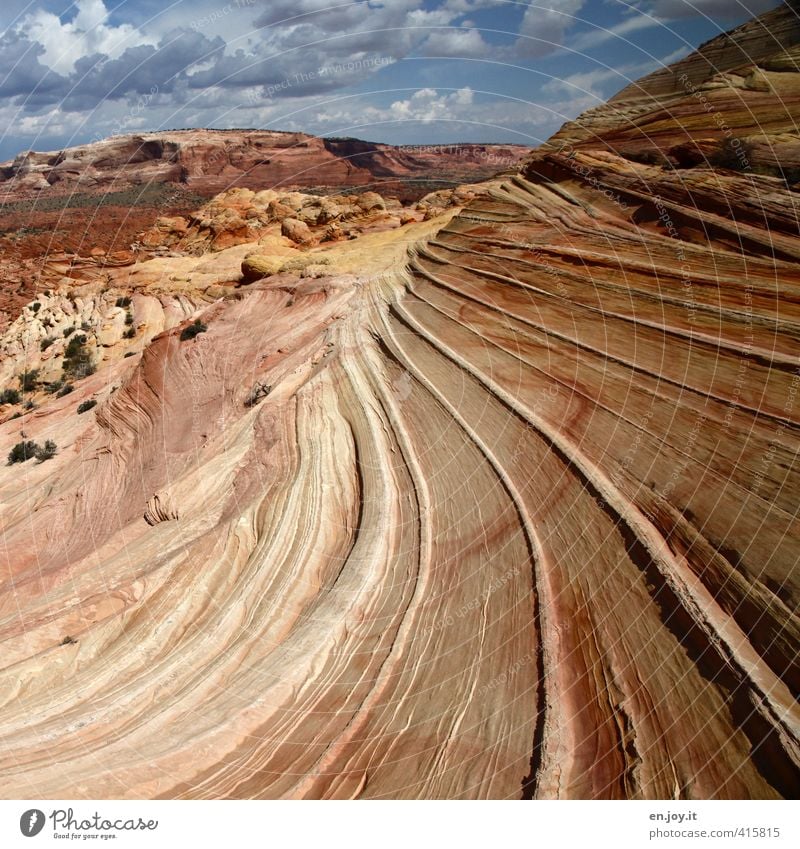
[{"left": 0, "top": 7, "right": 797, "bottom": 800}]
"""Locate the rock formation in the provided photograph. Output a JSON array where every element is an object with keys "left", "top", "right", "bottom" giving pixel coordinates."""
[
  {"left": 0, "top": 6, "right": 797, "bottom": 800},
  {"left": 0, "top": 130, "right": 528, "bottom": 202}
]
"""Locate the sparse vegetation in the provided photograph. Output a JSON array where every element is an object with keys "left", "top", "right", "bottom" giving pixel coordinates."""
[
  {"left": 123, "top": 327, "right": 136, "bottom": 339},
  {"left": 63, "top": 334, "right": 95, "bottom": 379},
  {"left": 81, "top": 321, "right": 92, "bottom": 331},
  {"left": 7, "top": 438, "right": 57, "bottom": 465},
  {"left": 7, "top": 440, "right": 38, "bottom": 465},
  {"left": 40, "top": 337, "right": 55, "bottom": 351},
  {"left": 124, "top": 311, "right": 134, "bottom": 325},
  {"left": 709, "top": 139, "right": 800, "bottom": 185},
  {"left": 18, "top": 370, "right": 39, "bottom": 392},
  {"left": 123, "top": 351, "right": 136, "bottom": 358},
  {"left": 77, "top": 399, "right": 97, "bottom": 414},
  {"left": 0, "top": 388, "right": 21, "bottom": 405},
  {"left": 625, "top": 149, "right": 670, "bottom": 167},
  {"left": 56, "top": 383, "right": 74, "bottom": 397},
  {"left": 709, "top": 138, "right": 754, "bottom": 172},
  {"left": 116, "top": 296, "right": 132, "bottom": 308},
  {"left": 45, "top": 380, "right": 64, "bottom": 394},
  {"left": 30, "top": 302, "right": 41, "bottom": 314},
  {"left": 63, "top": 326, "right": 75, "bottom": 337},
  {"left": 34, "top": 440, "right": 57, "bottom": 462},
  {"left": 180, "top": 319, "right": 207, "bottom": 341}
]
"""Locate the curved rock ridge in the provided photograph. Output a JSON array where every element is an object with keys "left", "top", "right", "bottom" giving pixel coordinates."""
[
  {"left": 548, "top": 1, "right": 800, "bottom": 169},
  {"left": 0, "top": 12, "right": 798, "bottom": 800}
]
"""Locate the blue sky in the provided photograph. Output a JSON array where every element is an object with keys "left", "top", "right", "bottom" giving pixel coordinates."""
[{"left": 0, "top": 0, "right": 782, "bottom": 159}]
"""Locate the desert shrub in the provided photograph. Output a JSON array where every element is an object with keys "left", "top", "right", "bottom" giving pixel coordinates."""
[
  {"left": 63, "top": 326, "right": 75, "bottom": 337},
  {"left": 40, "top": 337, "right": 55, "bottom": 351},
  {"left": 30, "top": 302, "right": 41, "bottom": 314},
  {"left": 7, "top": 440, "right": 38, "bottom": 464},
  {"left": 81, "top": 321, "right": 91, "bottom": 331},
  {"left": 123, "top": 351, "right": 135, "bottom": 358},
  {"left": 65, "top": 334, "right": 87, "bottom": 356},
  {"left": 63, "top": 334, "right": 94, "bottom": 378},
  {"left": 45, "top": 380, "right": 64, "bottom": 394},
  {"left": 780, "top": 166, "right": 800, "bottom": 185},
  {"left": 124, "top": 311, "right": 134, "bottom": 325},
  {"left": 709, "top": 138, "right": 753, "bottom": 172},
  {"left": 123, "top": 327, "right": 136, "bottom": 339},
  {"left": 18, "top": 370, "right": 39, "bottom": 392},
  {"left": 24, "top": 400, "right": 34, "bottom": 410},
  {"left": 625, "top": 149, "right": 666, "bottom": 166},
  {"left": 77, "top": 399, "right": 97, "bottom": 414},
  {"left": 180, "top": 319, "right": 207, "bottom": 341},
  {"left": 0, "top": 388, "right": 21, "bottom": 405},
  {"left": 115, "top": 296, "right": 132, "bottom": 308},
  {"left": 34, "top": 440, "right": 56, "bottom": 462},
  {"left": 56, "top": 383, "right": 74, "bottom": 397}
]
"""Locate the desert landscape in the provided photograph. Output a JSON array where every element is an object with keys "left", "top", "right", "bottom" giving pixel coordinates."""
[{"left": 0, "top": 1, "right": 797, "bottom": 801}]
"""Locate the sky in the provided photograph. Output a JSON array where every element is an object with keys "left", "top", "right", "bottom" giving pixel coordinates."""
[{"left": 0, "top": 0, "right": 785, "bottom": 159}]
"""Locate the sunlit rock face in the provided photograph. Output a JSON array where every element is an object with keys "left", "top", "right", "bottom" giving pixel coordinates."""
[
  {"left": 0, "top": 6, "right": 798, "bottom": 799},
  {"left": 548, "top": 3, "right": 800, "bottom": 172}
]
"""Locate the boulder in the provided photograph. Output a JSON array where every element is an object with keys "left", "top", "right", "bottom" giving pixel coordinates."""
[
  {"left": 241, "top": 254, "right": 285, "bottom": 284},
  {"left": 281, "top": 217, "right": 314, "bottom": 245}
]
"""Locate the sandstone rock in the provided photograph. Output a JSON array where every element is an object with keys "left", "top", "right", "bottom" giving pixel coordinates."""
[
  {"left": 322, "top": 222, "right": 344, "bottom": 242},
  {"left": 241, "top": 255, "right": 284, "bottom": 283},
  {"left": 0, "top": 6, "right": 796, "bottom": 804},
  {"left": 281, "top": 217, "right": 314, "bottom": 245},
  {"left": 357, "top": 191, "right": 386, "bottom": 212}
]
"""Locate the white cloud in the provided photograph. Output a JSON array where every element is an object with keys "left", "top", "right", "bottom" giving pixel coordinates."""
[
  {"left": 420, "top": 27, "right": 491, "bottom": 57},
  {"left": 571, "top": 10, "right": 665, "bottom": 51},
  {"left": 19, "top": 0, "right": 156, "bottom": 75},
  {"left": 516, "top": 0, "right": 586, "bottom": 57}
]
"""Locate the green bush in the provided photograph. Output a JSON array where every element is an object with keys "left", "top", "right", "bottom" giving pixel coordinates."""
[
  {"left": 180, "top": 319, "right": 207, "bottom": 341},
  {"left": 18, "top": 370, "right": 39, "bottom": 392},
  {"left": 116, "top": 296, "right": 132, "bottom": 308},
  {"left": 123, "top": 351, "right": 136, "bottom": 358},
  {"left": 0, "top": 388, "right": 21, "bottom": 405},
  {"left": 34, "top": 440, "right": 57, "bottom": 462},
  {"left": 709, "top": 138, "right": 753, "bottom": 172},
  {"left": 63, "top": 334, "right": 94, "bottom": 378},
  {"left": 77, "top": 399, "right": 97, "bottom": 414},
  {"left": 30, "top": 302, "right": 41, "bottom": 314},
  {"left": 65, "top": 334, "right": 87, "bottom": 357},
  {"left": 7, "top": 440, "right": 38, "bottom": 464},
  {"left": 45, "top": 380, "right": 64, "bottom": 394},
  {"left": 124, "top": 311, "right": 134, "bottom": 326},
  {"left": 40, "top": 337, "right": 55, "bottom": 351},
  {"left": 123, "top": 327, "right": 136, "bottom": 339},
  {"left": 63, "top": 326, "right": 75, "bottom": 337},
  {"left": 56, "top": 383, "right": 74, "bottom": 397},
  {"left": 81, "top": 321, "right": 91, "bottom": 331}
]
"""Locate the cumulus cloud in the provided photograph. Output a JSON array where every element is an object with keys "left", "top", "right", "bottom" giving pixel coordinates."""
[
  {"left": 19, "top": 0, "right": 157, "bottom": 74},
  {"left": 419, "top": 27, "right": 492, "bottom": 56},
  {"left": 515, "top": 0, "right": 586, "bottom": 57}
]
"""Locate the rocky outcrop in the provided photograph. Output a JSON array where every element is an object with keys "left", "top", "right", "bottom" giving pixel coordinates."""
[
  {"left": 0, "top": 131, "right": 529, "bottom": 203},
  {"left": 548, "top": 2, "right": 800, "bottom": 171},
  {"left": 0, "top": 6, "right": 797, "bottom": 801}
]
